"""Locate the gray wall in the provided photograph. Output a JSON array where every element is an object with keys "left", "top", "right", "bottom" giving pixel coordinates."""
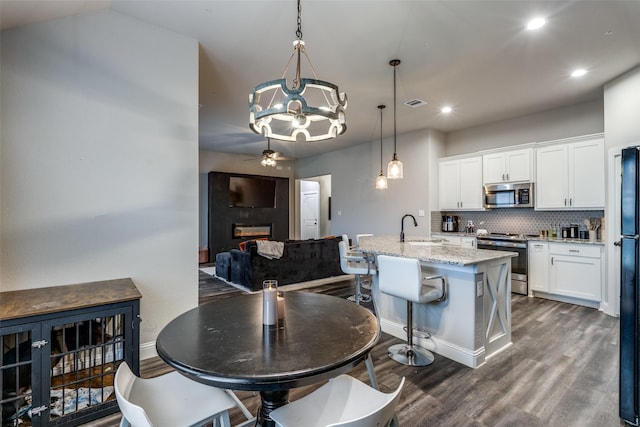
[
  {"left": 604, "top": 66, "right": 640, "bottom": 149},
  {"left": 446, "top": 99, "right": 604, "bottom": 156},
  {"left": 0, "top": 11, "right": 199, "bottom": 354},
  {"left": 296, "top": 128, "right": 445, "bottom": 240}
]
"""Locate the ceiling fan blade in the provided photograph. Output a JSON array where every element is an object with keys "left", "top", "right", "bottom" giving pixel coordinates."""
[{"left": 272, "top": 152, "right": 295, "bottom": 161}]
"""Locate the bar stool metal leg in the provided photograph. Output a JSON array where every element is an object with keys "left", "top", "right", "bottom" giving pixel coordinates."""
[{"left": 387, "top": 301, "right": 435, "bottom": 366}]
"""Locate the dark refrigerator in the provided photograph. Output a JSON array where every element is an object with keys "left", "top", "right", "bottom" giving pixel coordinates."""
[{"left": 621, "top": 146, "right": 640, "bottom": 425}]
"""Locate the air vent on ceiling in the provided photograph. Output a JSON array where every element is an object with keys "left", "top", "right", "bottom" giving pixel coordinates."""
[{"left": 404, "top": 98, "right": 428, "bottom": 108}]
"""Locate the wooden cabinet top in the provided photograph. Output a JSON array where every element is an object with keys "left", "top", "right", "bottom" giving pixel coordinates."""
[{"left": 0, "top": 278, "right": 141, "bottom": 321}]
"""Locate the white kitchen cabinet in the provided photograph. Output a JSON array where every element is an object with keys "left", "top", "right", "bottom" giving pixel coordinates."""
[
  {"left": 528, "top": 241, "right": 549, "bottom": 292},
  {"left": 548, "top": 243, "right": 602, "bottom": 302},
  {"left": 431, "top": 234, "right": 476, "bottom": 247},
  {"left": 483, "top": 148, "right": 533, "bottom": 184},
  {"left": 439, "top": 156, "right": 483, "bottom": 210},
  {"left": 439, "top": 235, "right": 462, "bottom": 246},
  {"left": 535, "top": 137, "right": 604, "bottom": 210},
  {"left": 461, "top": 237, "right": 476, "bottom": 248}
]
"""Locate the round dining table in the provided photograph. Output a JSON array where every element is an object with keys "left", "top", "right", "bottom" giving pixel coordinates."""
[{"left": 156, "top": 291, "right": 380, "bottom": 427}]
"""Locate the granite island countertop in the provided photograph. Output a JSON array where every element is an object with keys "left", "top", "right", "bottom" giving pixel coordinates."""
[{"left": 358, "top": 235, "right": 517, "bottom": 266}]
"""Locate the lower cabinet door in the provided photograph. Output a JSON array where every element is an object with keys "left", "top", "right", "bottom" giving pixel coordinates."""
[
  {"left": 528, "top": 242, "right": 549, "bottom": 292},
  {"left": 549, "top": 254, "right": 601, "bottom": 301}
]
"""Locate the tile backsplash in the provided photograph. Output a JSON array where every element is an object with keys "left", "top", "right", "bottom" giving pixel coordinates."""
[{"left": 432, "top": 209, "right": 605, "bottom": 237}]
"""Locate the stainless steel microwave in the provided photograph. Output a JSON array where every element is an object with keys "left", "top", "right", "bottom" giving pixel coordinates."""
[{"left": 483, "top": 182, "right": 534, "bottom": 208}]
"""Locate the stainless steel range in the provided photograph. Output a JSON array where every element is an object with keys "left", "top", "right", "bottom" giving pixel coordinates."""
[{"left": 476, "top": 233, "right": 534, "bottom": 295}]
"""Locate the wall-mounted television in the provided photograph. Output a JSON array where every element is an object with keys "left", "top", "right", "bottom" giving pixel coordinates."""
[{"left": 229, "top": 176, "right": 276, "bottom": 208}]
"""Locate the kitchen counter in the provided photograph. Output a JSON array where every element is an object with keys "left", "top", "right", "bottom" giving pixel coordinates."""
[
  {"left": 527, "top": 236, "right": 604, "bottom": 245},
  {"left": 359, "top": 235, "right": 517, "bottom": 266},
  {"left": 432, "top": 232, "right": 605, "bottom": 245},
  {"left": 358, "top": 235, "right": 515, "bottom": 368}
]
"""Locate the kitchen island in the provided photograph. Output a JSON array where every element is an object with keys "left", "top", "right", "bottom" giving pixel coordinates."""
[{"left": 359, "top": 235, "right": 517, "bottom": 368}]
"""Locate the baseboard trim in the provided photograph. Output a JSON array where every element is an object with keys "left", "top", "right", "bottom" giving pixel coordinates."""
[
  {"left": 380, "top": 319, "right": 486, "bottom": 368},
  {"left": 140, "top": 341, "right": 158, "bottom": 360}
]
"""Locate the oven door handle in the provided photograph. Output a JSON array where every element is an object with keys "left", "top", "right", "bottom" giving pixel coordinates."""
[{"left": 477, "top": 241, "right": 527, "bottom": 249}]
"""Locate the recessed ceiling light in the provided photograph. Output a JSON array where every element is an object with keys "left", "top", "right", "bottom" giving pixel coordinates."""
[
  {"left": 571, "top": 68, "right": 587, "bottom": 78},
  {"left": 441, "top": 106, "right": 453, "bottom": 114},
  {"left": 526, "top": 17, "right": 547, "bottom": 30}
]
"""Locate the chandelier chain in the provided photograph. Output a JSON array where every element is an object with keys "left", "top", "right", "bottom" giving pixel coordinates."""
[{"left": 296, "top": 0, "right": 303, "bottom": 40}]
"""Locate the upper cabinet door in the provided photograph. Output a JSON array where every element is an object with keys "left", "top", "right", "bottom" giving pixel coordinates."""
[
  {"left": 439, "top": 156, "right": 483, "bottom": 211},
  {"left": 439, "top": 159, "right": 461, "bottom": 210},
  {"left": 535, "top": 137, "right": 604, "bottom": 210},
  {"left": 504, "top": 148, "right": 532, "bottom": 182},
  {"left": 569, "top": 138, "right": 605, "bottom": 209},
  {"left": 459, "top": 157, "right": 483, "bottom": 209},
  {"left": 482, "top": 153, "right": 506, "bottom": 184},
  {"left": 482, "top": 148, "right": 532, "bottom": 184},
  {"left": 536, "top": 144, "right": 569, "bottom": 209}
]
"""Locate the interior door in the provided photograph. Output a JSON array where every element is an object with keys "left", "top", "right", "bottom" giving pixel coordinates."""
[{"left": 301, "top": 191, "right": 319, "bottom": 240}]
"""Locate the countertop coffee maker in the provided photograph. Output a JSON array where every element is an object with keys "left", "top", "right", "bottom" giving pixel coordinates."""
[{"left": 442, "top": 215, "right": 459, "bottom": 232}]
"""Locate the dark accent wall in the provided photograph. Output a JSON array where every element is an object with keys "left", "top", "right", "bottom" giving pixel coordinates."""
[{"left": 208, "top": 172, "right": 289, "bottom": 258}]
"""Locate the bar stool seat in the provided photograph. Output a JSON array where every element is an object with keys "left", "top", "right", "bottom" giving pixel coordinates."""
[{"left": 377, "top": 255, "right": 446, "bottom": 366}]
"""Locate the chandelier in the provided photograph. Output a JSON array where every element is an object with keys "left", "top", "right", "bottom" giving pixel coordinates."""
[{"left": 248, "top": 0, "right": 347, "bottom": 142}]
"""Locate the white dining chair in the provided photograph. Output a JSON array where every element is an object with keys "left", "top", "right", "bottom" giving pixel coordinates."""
[
  {"left": 114, "top": 361, "right": 255, "bottom": 427},
  {"left": 269, "top": 374, "right": 404, "bottom": 427}
]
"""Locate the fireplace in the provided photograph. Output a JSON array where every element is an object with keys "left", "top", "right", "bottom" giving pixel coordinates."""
[{"left": 232, "top": 223, "right": 272, "bottom": 239}]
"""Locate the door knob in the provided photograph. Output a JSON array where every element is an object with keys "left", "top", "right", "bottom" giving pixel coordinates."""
[{"left": 614, "top": 241, "right": 621, "bottom": 247}]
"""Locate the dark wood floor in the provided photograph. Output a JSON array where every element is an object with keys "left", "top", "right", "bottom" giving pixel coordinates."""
[{"left": 84, "top": 271, "right": 624, "bottom": 427}]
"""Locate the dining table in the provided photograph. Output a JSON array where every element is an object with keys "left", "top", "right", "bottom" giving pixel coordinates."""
[{"left": 156, "top": 291, "right": 380, "bottom": 427}]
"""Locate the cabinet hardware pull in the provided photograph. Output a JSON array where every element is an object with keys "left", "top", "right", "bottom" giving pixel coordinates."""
[
  {"left": 570, "top": 198, "right": 573, "bottom": 206},
  {"left": 506, "top": 173, "right": 509, "bottom": 180},
  {"left": 31, "top": 340, "right": 48, "bottom": 348},
  {"left": 569, "top": 249, "right": 580, "bottom": 253},
  {"left": 551, "top": 257, "right": 554, "bottom": 265}
]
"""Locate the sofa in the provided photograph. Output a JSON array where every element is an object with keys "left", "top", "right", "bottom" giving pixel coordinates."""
[{"left": 216, "top": 237, "right": 344, "bottom": 291}]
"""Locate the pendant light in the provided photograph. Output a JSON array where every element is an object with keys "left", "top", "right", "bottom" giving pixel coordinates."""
[
  {"left": 248, "top": 0, "right": 347, "bottom": 142},
  {"left": 387, "top": 59, "right": 403, "bottom": 179},
  {"left": 375, "top": 105, "right": 388, "bottom": 190}
]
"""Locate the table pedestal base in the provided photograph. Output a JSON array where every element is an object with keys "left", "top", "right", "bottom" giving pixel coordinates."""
[{"left": 256, "top": 390, "right": 289, "bottom": 427}]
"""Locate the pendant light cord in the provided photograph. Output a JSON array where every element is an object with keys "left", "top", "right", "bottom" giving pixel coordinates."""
[
  {"left": 379, "top": 105, "right": 385, "bottom": 171},
  {"left": 393, "top": 64, "right": 397, "bottom": 156}
]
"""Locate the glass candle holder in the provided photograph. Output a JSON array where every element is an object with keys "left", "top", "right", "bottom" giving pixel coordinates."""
[{"left": 262, "top": 280, "right": 278, "bottom": 325}]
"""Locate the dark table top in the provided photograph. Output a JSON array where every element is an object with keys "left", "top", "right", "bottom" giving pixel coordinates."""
[{"left": 156, "top": 291, "right": 379, "bottom": 391}]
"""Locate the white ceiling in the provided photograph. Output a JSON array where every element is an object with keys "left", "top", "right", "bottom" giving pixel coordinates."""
[{"left": 2, "top": 0, "right": 640, "bottom": 160}]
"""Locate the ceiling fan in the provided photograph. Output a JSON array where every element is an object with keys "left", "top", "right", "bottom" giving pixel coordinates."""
[{"left": 257, "top": 138, "right": 295, "bottom": 167}]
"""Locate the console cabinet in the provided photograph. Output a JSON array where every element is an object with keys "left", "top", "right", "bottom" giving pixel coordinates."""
[{"left": 1, "top": 279, "right": 141, "bottom": 427}]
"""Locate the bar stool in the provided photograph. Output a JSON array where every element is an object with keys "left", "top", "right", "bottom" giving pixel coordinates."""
[
  {"left": 356, "top": 234, "right": 374, "bottom": 290},
  {"left": 338, "top": 240, "right": 375, "bottom": 304},
  {"left": 377, "top": 255, "right": 446, "bottom": 366}
]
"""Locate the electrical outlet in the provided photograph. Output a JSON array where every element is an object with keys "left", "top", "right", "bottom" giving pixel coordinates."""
[
  {"left": 418, "top": 209, "right": 425, "bottom": 217},
  {"left": 476, "top": 281, "right": 484, "bottom": 297}
]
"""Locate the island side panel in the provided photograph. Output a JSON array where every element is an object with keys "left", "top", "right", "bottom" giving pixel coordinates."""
[
  {"left": 481, "top": 258, "right": 513, "bottom": 358},
  {"left": 373, "top": 257, "right": 512, "bottom": 369}
]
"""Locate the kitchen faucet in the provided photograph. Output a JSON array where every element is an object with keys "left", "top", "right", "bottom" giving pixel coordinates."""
[{"left": 400, "top": 214, "right": 418, "bottom": 242}]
